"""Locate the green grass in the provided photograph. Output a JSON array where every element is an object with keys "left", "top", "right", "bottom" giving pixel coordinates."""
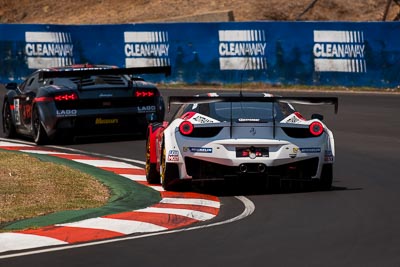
[{"left": 0, "top": 151, "right": 110, "bottom": 226}]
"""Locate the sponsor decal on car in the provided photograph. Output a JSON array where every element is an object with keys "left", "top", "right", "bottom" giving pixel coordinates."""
[
  {"left": 95, "top": 118, "right": 119, "bottom": 125},
  {"left": 25, "top": 31, "right": 74, "bottom": 69},
  {"left": 238, "top": 118, "right": 261, "bottom": 122},
  {"left": 56, "top": 109, "right": 77, "bottom": 117},
  {"left": 99, "top": 93, "right": 113, "bottom": 98},
  {"left": 183, "top": 147, "right": 213, "bottom": 153},
  {"left": 300, "top": 147, "right": 322, "bottom": 153},
  {"left": 218, "top": 29, "right": 267, "bottom": 70},
  {"left": 192, "top": 114, "right": 217, "bottom": 123},
  {"left": 138, "top": 106, "right": 156, "bottom": 113},
  {"left": 124, "top": 31, "right": 170, "bottom": 68},
  {"left": 281, "top": 113, "right": 302, "bottom": 124},
  {"left": 168, "top": 150, "right": 179, "bottom": 161},
  {"left": 313, "top": 30, "right": 366, "bottom": 73},
  {"left": 324, "top": 150, "right": 334, "bottom": 162}
]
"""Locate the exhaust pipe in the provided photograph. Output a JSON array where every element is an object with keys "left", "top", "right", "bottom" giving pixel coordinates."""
[
  {"left": 258, "top": 164, "right": 266, "bottom": 173},
  {"left": 239, "top": 164, "right": 248, "bottom": 173}
]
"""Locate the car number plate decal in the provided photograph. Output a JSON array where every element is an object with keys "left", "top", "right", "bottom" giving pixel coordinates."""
[{"left": 236, "top": 147, "right": 269, "bottom": 158}]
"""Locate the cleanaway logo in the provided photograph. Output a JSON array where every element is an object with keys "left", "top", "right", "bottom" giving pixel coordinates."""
[
  {"left": 124, "top": 31, "right": 170, "bottom": 68},
  {"left": 25, "top": 32, "right": 74, "bottom": 69},
  {"left": 218, "top": 30, "right": 267, "bottom": 70},
  {"left": 313, "top": 30, "right": 366, "bottom": 73}
]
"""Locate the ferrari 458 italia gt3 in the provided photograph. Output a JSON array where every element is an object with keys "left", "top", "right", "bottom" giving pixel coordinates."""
[{"left": 146, "top": 92, "right": 338, "bottom": 191}]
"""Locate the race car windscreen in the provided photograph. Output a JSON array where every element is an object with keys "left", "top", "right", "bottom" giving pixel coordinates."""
[{"left": 185, "top": 101, "right": 293, "bottom": 122}]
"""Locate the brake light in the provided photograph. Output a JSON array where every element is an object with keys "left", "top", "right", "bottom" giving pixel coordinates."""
[
  {"left": 309, "top": 121, "right": 324, "bottom": 136},
  {"left": 54, "top": 93, "right": 78, "bottom": 101},
  {"left": 179, "top": 121, "right": 194, "bottom": 135},
  {"left": 136, "top": 90, "right": 155, "bottom": 97}
]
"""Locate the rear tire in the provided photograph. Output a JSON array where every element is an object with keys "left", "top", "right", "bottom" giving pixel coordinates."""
[
  {"left": 319, "top": 164, "right": 333, "bottom": 190},
  {"left": 145, "top": 139, "right": 160, "bottom": 184},
  {"left": 2, "top": 101, "right": 16, "bottom": 138},
  {"left": 161, "top": 145, "right": 180, "bottom": 191},
  {"left": 32, "top": 106, "right": 48, "bottom": 145}
]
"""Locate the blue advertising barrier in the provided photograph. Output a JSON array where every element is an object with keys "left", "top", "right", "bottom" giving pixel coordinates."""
[{"left": 1, "top": 22, "right": 399, "bottom": 88}]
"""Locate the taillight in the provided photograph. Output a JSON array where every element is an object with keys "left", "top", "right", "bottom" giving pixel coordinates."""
[
  {"left": 54, "top": 93, "right": 78, "bottom": 101},
  {"left": 309, "top": 121, "right": 324, "bottom": 136},
  {"left": 136, "top": 90, "right": 156, "bottom": 97},
  {"left": 179, "top": 121, "right": 194, "bottom": 135}
]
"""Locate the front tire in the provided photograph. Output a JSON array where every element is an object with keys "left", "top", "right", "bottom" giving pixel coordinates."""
[
  {"left": 32, "top": 106, "right": 48, "bottom": 145},
  {"left": 2, "top": 101, "right": 16, "bottom": 138}
]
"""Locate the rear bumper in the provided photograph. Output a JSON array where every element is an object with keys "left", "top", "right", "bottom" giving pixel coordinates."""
[
  {"left": 44, "top": 108, "right": 159, "bottom": 137},
  {"left": 55, "top": 114, "right": 150, "bottom": 135},
  {"left": 169, "top": 137, "right": 331, "bottom": 181},
  {"left": 184, "top": 156, "right": 320, "bottom": 181}
]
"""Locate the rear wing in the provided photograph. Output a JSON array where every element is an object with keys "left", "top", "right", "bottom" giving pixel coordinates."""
[
  {"left": 169, "top": 96, "right": 338, "bottom": 114},
  {"left": 39, "top": 66, "right": 171, "bottom": 80}
]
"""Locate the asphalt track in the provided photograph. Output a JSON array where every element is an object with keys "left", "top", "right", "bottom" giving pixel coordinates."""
[{"left": 1, "top": 88, "right": 400, "bottom": 266}]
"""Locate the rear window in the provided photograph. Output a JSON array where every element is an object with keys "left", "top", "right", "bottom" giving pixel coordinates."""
[
  {"left": 211, "top": 102, "right": 274, "bottom": 121},
  {"left": 181, "top": 101, "right": 294, "bottom": 122}
]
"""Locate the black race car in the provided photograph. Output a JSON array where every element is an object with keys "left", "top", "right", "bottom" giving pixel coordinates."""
[{"left": 2, "top": 64, "right": 170, "bottom": 144}]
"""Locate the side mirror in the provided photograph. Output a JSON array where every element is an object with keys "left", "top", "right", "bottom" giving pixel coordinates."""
[
  {"left": 5, "top": 82, "right": 18, "bottom": 90},
  {"left": 311, "top": 113, "right": 324, "bottom": 121}
]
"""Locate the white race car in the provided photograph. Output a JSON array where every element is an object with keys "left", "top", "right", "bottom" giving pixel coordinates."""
[{"left": 146, "top": 92, "right": 338, "bottom": 191}]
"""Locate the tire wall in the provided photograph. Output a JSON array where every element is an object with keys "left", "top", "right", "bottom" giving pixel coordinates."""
[{"left": 0, "top": 21, "right": 399, "bottom": 88}]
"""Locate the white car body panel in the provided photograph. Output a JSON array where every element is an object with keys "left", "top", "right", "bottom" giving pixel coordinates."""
[{"left": 162, "top": 114, "right": 334, "bottom": 180}]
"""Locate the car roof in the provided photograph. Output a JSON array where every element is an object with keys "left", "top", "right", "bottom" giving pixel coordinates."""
[{"left": 196, "top": 92, "right": 274, "bottom": 98}]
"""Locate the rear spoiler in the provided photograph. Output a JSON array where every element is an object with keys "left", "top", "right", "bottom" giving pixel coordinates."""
[
  {"left": 39, "top": 66, "right": 171, "bottom": 80},
  {"left": 169, "top": 96, "right": 339, "bottom": 114}
]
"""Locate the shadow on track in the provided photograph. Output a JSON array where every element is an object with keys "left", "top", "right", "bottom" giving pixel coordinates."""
[{"left": 170, "top": 177, "right": 356, "bottom": 197}]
